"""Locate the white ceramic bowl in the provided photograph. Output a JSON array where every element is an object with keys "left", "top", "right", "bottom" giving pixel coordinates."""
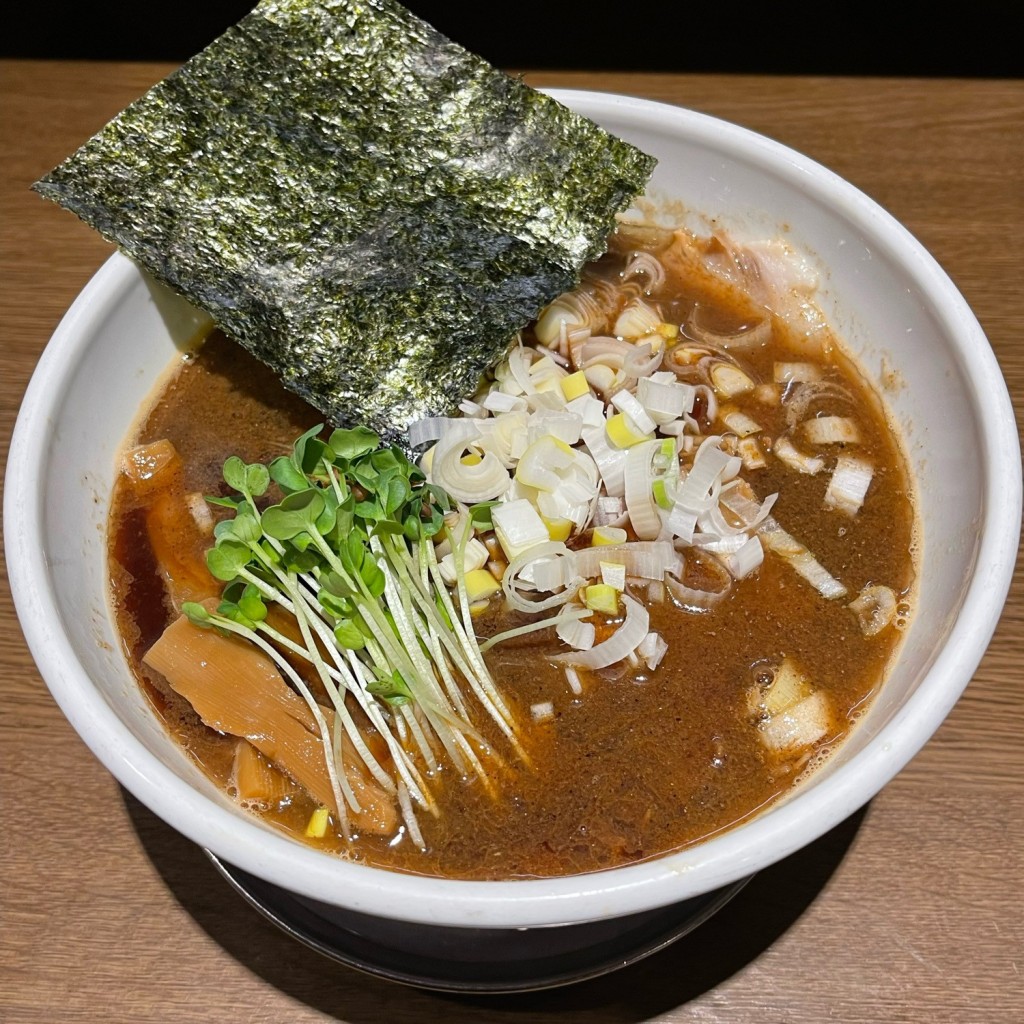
[{"left": 7, "top": 92, "right": 1020, "bottom": 941}]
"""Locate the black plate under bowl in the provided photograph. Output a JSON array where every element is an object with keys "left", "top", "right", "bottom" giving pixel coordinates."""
[{"left": 206, "top": 852, "right": 749, "bottom": 993}]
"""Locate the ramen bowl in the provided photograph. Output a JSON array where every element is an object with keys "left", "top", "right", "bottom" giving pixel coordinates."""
[{"left": 6, "top": 91, "right": 1020, "bottom": 990}]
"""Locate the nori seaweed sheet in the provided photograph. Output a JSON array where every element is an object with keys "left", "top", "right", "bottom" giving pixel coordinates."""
[{"left": 34, "top": 0, "right": 656, "bottom": 444}]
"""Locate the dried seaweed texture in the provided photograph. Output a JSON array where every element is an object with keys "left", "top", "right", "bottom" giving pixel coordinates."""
[{"left": 34, "top": 0, "right": 656, "bottom": 444}]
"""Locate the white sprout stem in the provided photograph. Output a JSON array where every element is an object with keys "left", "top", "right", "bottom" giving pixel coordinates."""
[
  {"left": 394, "top": 711, "right": 408, "bottom": 745},
  {"left": 303, "top": 536, "right": 451, "bottom": 704},
  {"left": 254, "top": 614, "right": 422, "bottom": 796},
  {"left": 341, "top": 564, "right": 451, "bottom": 721},
  {"left": 449, "top": 725, "right": 498, "bottom": 796},
  {"left": 384, "top": 580, "right": 491, "bottom": 779},
  {"left": 351, "top": 629, "right": 457, "bottom": 770},
  {"left": 287, "top": 571, "right": 440, "bottom": 807},
  {"left": 445, "top": 548, "right": 524, "bottom": 755},
  {"left": 389, "top": 535, "right": 515, "bottom": 737},
  {"left": 400, "top": 703, "right": 442, "bottom": 773},
  {"left": 397, "top": 782, "right": 426, "bottom": 851},
  {"left": 236, "top": 564, "right": 296, "bottom": 614},
  {"left": 283, "top": 578, "right": 364, "bottom": 815},
  {"left": 363, "top": 567, "right": 475, "bottom": 774},
  {"left": 256, "top": 616, "right": 390, "bottom": 791},
  {"left": 292, "top": 610, "right": 428, "bottom": 805},
  {"left": 408, "top": 543, "right": 498, "bottom": 696},
  {"left": 331, "top": 714, "right": 344, "bottom": 784},
  {"left": 388, "top": 563, "right": 456, "bottom": 711},
  {"left": 203, "top": 613, "right": 349, "bottom": 838},
  {"left": 479, "top": 604, "right": 593, "bottom": 653},
  {"left": 389, "top": 582, "right": 495, "bottom": 775},
  {"left": 322, "top": 459, "right": 349, "bottom": 505},
  {"left": 288, "top": 581, "right": 385, "bottom": 706},
  {"left": 283, "top": 579, "right": 395, "bottom": 800},
  {"left": 421, "top": 619, "right": 471, "bottom": 719},
  {"left": 343, "top": 651, "right": 435, "bottom": 813},
  {"left": 388, "top": 537, "right": 479, "bottom": 683},
  {"left": 373, "top": 535, "right": 464, "bottom": 691},
  {"left": 302, "top": 562, "right": 475, "bottom": 785},
  {"left": 421, "top": 532, "right": 518, "bottom": 731}
]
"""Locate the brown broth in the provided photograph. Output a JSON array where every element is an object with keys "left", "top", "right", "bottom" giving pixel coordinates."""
[{"left": 108, "top": 229, "right": 917, "bottom": 879}]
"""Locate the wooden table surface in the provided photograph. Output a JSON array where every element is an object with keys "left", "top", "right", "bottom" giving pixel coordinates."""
[{"left": 2, "top": 61, "right": 1022, "bottom": 1023}]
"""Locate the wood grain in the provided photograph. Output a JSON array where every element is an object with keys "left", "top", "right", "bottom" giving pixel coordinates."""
[{"left": 2, "top": 61, "right": 1022, "bottom": 1023}]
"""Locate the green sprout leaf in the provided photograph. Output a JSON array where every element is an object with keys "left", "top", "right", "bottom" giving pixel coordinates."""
[
  {"left": 207, "top": 540, "right": 252, "bottom": 581},
  {"left": 206, "top": 494, "right": 244, "bottom": 510},
  {"left": 238, "top": 583, "right": 268, "bottom": 623},
  {"left": 292, "top": 423, "right": 328, "bottom": 477},
  {"left": 328, "top": 426, "right": 379, "bottom": 460},
  {"left": 425, "top": 484, "right": 451, "bottom": 513},
  {"left": 216, "top": 599, "right": 256, "bottom": 630},
  {"left": 277, "top": 543, "right": 321, "bottom": 575},
  {"left": 269, "top": 454, "right": 308, "bottom": 494},
  {"left": 403, "top": 513, "right": 423, "bottom": 542},
  {"left": 367, "top": 670, "right": 413, "bottom": 705},
  {"left": 333, "top": 618, "right": 366, "bottom": 651},
  {"left": 340, "top": 528, "right": 369, "bottom": 577},
  {"left": 261, "top": 488, "right": 326, "bottom": 541},
  {"left": 222, "top": 455, "right": 248, "bottom": 494},
  {"left": 315, "top": 487, "right": 340, "bottom": 535},
  {"left": 382, "top": 474, "right": 412, "bottom": 516},
  {"left": 361, "top": 558, "right": 386, "bottom": 600},
  {"left": 469, "top": 500, "right": 500, "bottom": 531},
  {"left": 228, "top": 508, "right": 263, "bottom": 544},
  {"left": 245, "top": 462, "right": 270, "bottom": 497},
  {"left": 182, "top": 601, "right": 213, "bottom": 625},
  {"left": 319, "top": 588, "right": 352, "bottom": 619}
]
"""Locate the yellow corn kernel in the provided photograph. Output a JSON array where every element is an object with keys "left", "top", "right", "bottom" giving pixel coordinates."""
[
  {"left": 592, "top": 525, "right": 628, "bottom": 546},
  {"left": 464, "top": 567, "right": 501, "bottom": 602},
  {"left": 460, "top": 451, "right": 483, "bottom": 466},
  {"left": 584, "top": 584, "right": 620, "bottom": 616},
  {"left": 657, "top": 322, "right": 679, "bottom": 340},
  {"left": 304, "top": 806, "right": 330, "bottom": 838},
  {"left": 606, "top": 412, "right": 650, "bottom": 449},
  {"left": 559, "top": 371, "right": 591, "bottom": 402}
]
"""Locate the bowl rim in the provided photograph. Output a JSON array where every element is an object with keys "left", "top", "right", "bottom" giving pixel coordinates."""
[{"left": 6, "top": 89, "right": 1021, "bottom": 929}]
